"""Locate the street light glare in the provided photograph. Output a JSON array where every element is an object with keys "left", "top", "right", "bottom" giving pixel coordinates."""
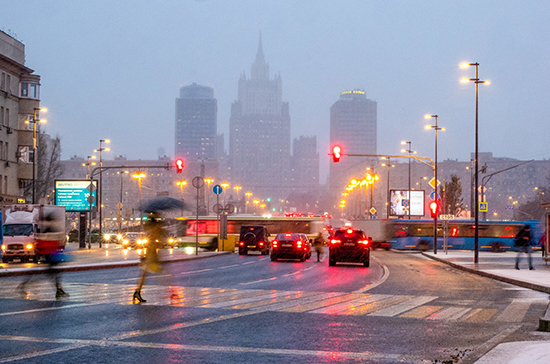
[
  {"left": 460, "top": 62, "right": 470, "bottom": 68},
  {"left": 441, "top": 127, "right": 446, "bottom": 131},
  {"left": 424, "top": 114, "right": 432, "bottom": 119},
  {"left": 401, "top": 141, "right": 406, "bottom": 145},
  {"left": 460, "top": 78, "right": 470, "bottom": 83},
  {"left": 105, "top": 139, "right": 111, "bottom": 143},
  {"left": 425, "top": 125, "right": 432, "bottom": 129},
  {"left": 484, "top": 80, "right": 491, "bottom": 85},
  {"left": 39, "top": 119, "right": 47, "bottom": 123},
  {"left": 39, "top": 107, "right": 48, "bottom": 112},
  {"left": 401, "top": 149, "right": 406, "bottom": 153}
]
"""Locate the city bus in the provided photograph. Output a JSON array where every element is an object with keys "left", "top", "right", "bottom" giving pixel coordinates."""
[{"left": 390, "top": 219, "right": 543, "bottom": 252}]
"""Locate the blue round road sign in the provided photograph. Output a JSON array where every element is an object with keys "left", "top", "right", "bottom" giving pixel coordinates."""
[{"left": 213, "top": 184, "right": 223, "bottom": 195}]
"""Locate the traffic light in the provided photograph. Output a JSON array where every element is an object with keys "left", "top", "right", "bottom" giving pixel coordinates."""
[
  {"left": 429, "top": 200, "right": 439, "bottom": 218},
  {"left": 332, "top": 145, "right": 341, "bottom": 163},
  {"left": 175, "top": 158, "right": 184, "bottom": 173}
]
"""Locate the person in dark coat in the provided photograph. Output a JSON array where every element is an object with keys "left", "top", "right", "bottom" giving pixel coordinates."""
[{"left": 515, "top": 224, "right": 534, "bottom": 270}]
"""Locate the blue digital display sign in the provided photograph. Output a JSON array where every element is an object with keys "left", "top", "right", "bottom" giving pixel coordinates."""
[{"left": 55, "top": 180, "right": 98, "bottom": 212}]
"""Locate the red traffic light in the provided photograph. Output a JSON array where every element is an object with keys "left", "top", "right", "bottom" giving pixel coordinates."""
[
  {"left": 332, "top": 145, "right": 341, "bottom": 163},
  {"left": 175, "top": 158, "right": 184, "bottom": 173},
  {"left": 429, "top": 201, "right": 439, "bottom": 218}
]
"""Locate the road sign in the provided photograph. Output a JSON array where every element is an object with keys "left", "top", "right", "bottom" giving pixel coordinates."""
[
  {"left": 213, "top": 203, "right": 223, "bottom": 214},
  {"left": 369, "top": 207, "right": 376, "bottom": 214},
  {"left": 479, "top": 202, "right": 488, "bottom": 212},
  {"left": 192, "top": 176, "right": 204, "bottom": 189},
  {"left": 370, "top": 215, "right": 376, "bottom": 219},
  {"left": 225, "top": 204, "right": 235, "bottom": 214},
  {"left": 440, "top": 214, "right": 455, "bottom": 220},
  {"left": 428, "top": 178, "right": 440, "bottom": 189},
  {"left": 213, "top": 184, "right": 222, "bottom": 195},
  {"left": 116, "top": 202, "right": 123, "bottom": 210},
  {"left": 478, "top": 186, "right": 487, "bottom": 194},
  {"left": 430, "top": 191, "right": 440, "bottom": 201},
  {"left": 402, "top": 199, "right": 410, "bottom": 207}
]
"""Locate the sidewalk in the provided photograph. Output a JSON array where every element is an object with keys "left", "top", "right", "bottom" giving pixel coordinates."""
[
  {"left": 422, "top": 250, "right": 550, "bottom": 364},
  {"left": 0, "top": 242, "right": 232, "bottom": 277}
]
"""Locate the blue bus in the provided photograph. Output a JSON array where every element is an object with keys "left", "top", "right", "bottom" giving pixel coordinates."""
[{"left": 390, "top": 219, "right": 543, "bottom": 252}]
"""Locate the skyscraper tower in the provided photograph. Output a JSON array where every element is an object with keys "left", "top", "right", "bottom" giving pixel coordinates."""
[
  {"left": 229, "top": 34, "right": 291, "bottom": 201},
  {"left": 175, "top": 83, "right": 217, "bottom": 161},
  {"left": 329, "top": 89, "right": 377, "bottom": 190}
]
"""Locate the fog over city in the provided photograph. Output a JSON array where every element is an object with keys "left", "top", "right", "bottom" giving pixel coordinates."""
[{"left": 2, "top": 1, "right": 549, "bottom": 182}]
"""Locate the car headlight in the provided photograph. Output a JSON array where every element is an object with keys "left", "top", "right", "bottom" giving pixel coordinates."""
[
  {"left": 117, "top": 234, "right": 123, "bottom": 240},
  {"left": 168, "top": 238, "right": 174, "bottom": 243},
  {"left": 104, "top": 234, "right": 111, "bottom": 240},
  {"left": 1, "top": 245, "right": 5, "bottom": 251},
  {"left": 25, "top": 244, "right": 34, "bottom": 250},
  {"left": 123, "top": 240, "right": 129, "bottom": 245}
]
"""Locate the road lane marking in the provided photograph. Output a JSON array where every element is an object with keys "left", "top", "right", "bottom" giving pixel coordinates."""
[
  {"left": 201, "top": 290, "right": 292, "bottom": 308},
  {"left": 399, "top": 305, "right": 443, "bottom": 319},
  {"left": 339, "top": 295, "right": 413, "bottom": 316},
  {"left": 115, "top": 274, "right": 171, "bottom": 282},
  {"left": 428, "top": 306, "right": 472, "bottom": 321},
  {"left": 280, "top": 293, "right": 365, "bottom": 313},
  {"left": 239, "top": 277, "right": 277, "bottom": 285},
  {"left": 495, "top": 299, "right": 533, "bottom": 322},
  {"left": 218, "top": 264, "right": 240, "bottom": 269},
  {"left": 309, "top": 294, "right": 392, "bottom": 315},
  {"left": 0, "top": 334, "right": 401, "bottom": 362},
  {"left": 0, "top": 301, "right": 111, "bottom": 317},
  {"left": 242, "top": 261, "right": 255, "bottom": 265},
  {"left": 230, "top": 291, "right": 317, "bottom": 310},
  {"left": 180, "top": 268, "right": 213, "bottom": 275},
  {"left": 464, "top": 308, "right": 499, "bottom": 322},
  {"left": 353, "top": 256, "right": 389, "bottom": 293}
]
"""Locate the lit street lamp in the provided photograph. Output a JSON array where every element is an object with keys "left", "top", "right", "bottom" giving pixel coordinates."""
[
  {"left": 460, "top": 62, "right": 490, "bottom": 264},
  {"left": 233, "top": 185, "right": 242, "bottom": 213},
  {"left": 25, "top": 107, "right": 47, "bottom": 204},
  {"left": 95, "top": 139, "right": 110, "bottom": 246},
  {"left": 176, "top": 180, "right": 187, "bottom": 216},
  {"left": 220, "top": 182, "right": 229, "bottom": 204},
  {"left": 204, "top": 178, "right": 214, "bottom": 214},
  {"left": 82, "top": 155, "right": 96, "bottom": 179},
  {"left": 425, "top": 114, "right": 445, "bottom": 254},
  {"left": 117, "top": 170, "right": 129, "bottom": 231},
  {"left": 401, "top": 141, "right": 416, "bottom": 219},
  {"left": 245, "top": 192, "right": 252, "bottom": 214},
  {"left": 132, "top": 172, "right": 146, "bottom": 225}
]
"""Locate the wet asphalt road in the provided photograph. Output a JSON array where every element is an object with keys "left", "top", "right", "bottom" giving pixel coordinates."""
[{"left": 0, "top": 249, "right": 549, "bottom": 363}]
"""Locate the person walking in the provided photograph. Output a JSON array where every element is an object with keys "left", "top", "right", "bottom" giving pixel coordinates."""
[
  {"left": 313, "top": 233, "right": 325, "bottom": 262},
  {"left": 133, "top": 212, "right": 164, "bottom": 303},
  {"left": 515, "top": 224, "right": 534, "bottom": 270}
]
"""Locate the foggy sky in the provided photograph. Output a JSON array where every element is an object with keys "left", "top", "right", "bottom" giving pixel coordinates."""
[{"left": 2, "top": 1, "right": 549, "bottom": 183}]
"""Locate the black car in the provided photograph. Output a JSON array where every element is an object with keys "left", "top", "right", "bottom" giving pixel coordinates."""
[
  {"left": 238, "top": 225, "right": 270, "bottom": 255},
  {"left": 328, "top": 228, "right": 371, "bottom": 267},
  {"left": 270, "top": 233, "right": 311, "bottom": 262}
]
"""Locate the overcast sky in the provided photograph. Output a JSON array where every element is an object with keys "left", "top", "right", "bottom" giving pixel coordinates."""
[{"left": 2, "top": 1, "right": 549, "bottom": 183}]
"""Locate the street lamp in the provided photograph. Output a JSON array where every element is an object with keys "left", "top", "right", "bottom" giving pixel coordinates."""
[
  {"left": 95, "top": 139, "right": 110, "bottom": 245},
  {"left": 82, "top": 155, "right": 97, "bottom": 179},
  {"left": 401, "top": 141, "right": 416, "bottom": 219},
  {"left": 220, "top": 182, "right": 229, "bottom": 204},
  {"left": 460, "top": 62, "right": 490, "bottom": 264},
  {"left": 233, "top": 185, "right": 242, "bottom": 213},
  {"left": 253, "top": 199, "right": 260, "bottom": 214},
  {"left": 425, "top": 114, "right": 445, "bottom": 254},
  {"left": 132, "top": 172, "right": 146, "bottom": 225},
  {"left": 204, "top": 178, "right": 214, "bottom": 214},
  {"left": 245, "top": 192, "right": 252, "bottom": 214},
  {"left": 381, "top": 158, "right": 395, "bottom": 219},
  {"left": 117, "top": 170, "right": 129, "bottom": 231},
  {"left": 176, "top": 180, "right": 187, "bottom": 216},
  {"left": 25, "top": 107, "right": 47, "bottom": 204}
]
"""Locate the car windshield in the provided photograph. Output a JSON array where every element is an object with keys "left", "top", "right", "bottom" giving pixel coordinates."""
[
  {"left": 3, "top": 224, "right": 34, "bottom": 236},
  {"left": 275, "top": 233, "right": 300, "bottom": 242},
  {"left": 126, "top": 233, "right": 139, "bottom": 239}
]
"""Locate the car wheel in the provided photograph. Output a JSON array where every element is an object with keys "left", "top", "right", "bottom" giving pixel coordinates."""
[
  {"left": 306, "top": 252, "right": 311, "bottom": 259},
  {"left": 363, "top": 258, "right": 370, "bottom": 267},
  {"left": 32, "top": 255, "right": 39, "bottom": 263},
  {"left": 491, "top": 241, "right": 502, "bottom": 253},
  {"left": 2, "top": 257, "right": 9, "bottom": 263},
  {"left": 300, "top": 253, "right": 306, "bottom": 262},
  {"left": 239, "top": 249, "right": 247, "bottom": 256},
  {"left": 270, "top": 255, "right": 277, "bottom": 262},
  {"left": 329, "top": 256, "right": 336, "bottom": 266}
]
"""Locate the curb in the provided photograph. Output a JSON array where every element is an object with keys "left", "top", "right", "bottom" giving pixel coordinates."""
[
  {"left": 0, "top": 251, "right": 233, "bottom": 278},
  {"left": 420, "top": 252, "right": 550, "bottom": 332}
]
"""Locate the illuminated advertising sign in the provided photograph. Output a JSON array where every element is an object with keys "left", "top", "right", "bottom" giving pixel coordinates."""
[
  {"left": 390, "top": 190, "right": 425, "bottom": 216},
  {"left": 55, "top": 180, "right": 98, "bottom": 212}
]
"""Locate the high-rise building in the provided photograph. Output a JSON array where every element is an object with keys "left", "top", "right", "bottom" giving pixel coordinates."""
[
  {"left": 329, "top": 89, "right": 377, "bottom": 191},
  {"left": 291, "top": 136, "right": 319, "bottom": 193},
  {"left": 175, "top": 83, "right": 217, "bottom": 161},
  {"left": 229, "top": 34, "right": 291, "bottom": 202}
]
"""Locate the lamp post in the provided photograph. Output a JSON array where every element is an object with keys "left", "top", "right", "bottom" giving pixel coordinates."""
[
  {"left": 25, "top": 107, "right": 47, "bottom": 204},
  {"left": 425, "top": 114, "right": 445, "bottom": 254},
  {"left": 245, "top": 192, "right": 252, "bottom": 214},
  {"left": 220, "top": 182, "right": 229, "bottom": 204},
  {"left": 132, "top": 172, "right": 146, "bottom": 225},
  {"left": 381, "top": 158, "right": 395, "bottom": 219},
  {"left": 176, "top": 180, "right": 187, "bottom": 215},
  {"left": 204, "top": 178, "right": 214, "bottom": 215},
  {"left": 233, "top": 185, "right": 242, "bottom": 213},
  {"left": 117, "top": 170, "right": 128, "bottom": 231},
  {"left": 95, "top": 139, "right": 110, "bottom": 246},
  {"left": 460, "top": 62, "right": 490, "bottom": 264},
  {"left": 401, "top": 141, "right": 416, "bottom": 219},
  {"left": 82, "top": 155, "right": 96, "bottom": 179}
]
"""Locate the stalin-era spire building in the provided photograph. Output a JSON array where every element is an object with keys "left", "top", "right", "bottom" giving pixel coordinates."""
[{"left": 229, "top": 34, "right": 291, "bottom": 201}]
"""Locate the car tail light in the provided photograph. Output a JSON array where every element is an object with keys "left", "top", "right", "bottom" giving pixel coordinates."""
[
  {"left": 259, "top": 241, "right": 264, "bottom": 247},
  {"left": 330, "top": 239, "right": 341, "bottom": 245},
  {"left": 272, "top": 241, "right": 278, "bottom": 248},
  {"left": 296, "top": 240, "right": 302, "bottom": 248},
  {"left": 347, "top": 229, "right": 353, "bottom": 234},
  {"left": 358, "top": 240, "right": 369, "bottom": 245},
  {"left": 239, "top": 241, "right": 244, "bottom": 247},
  {"left": 285, "top": 233, "right": 292, "bottom": 237}
]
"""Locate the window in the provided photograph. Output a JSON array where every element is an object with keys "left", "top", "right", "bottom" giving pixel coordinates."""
[
  {"left": 0, "top": 175, "right": 3, "bottom": 193},
  {"left": 4, "top": 176, "right": 7, "bottom": 194},
  {"left": 6, "top": 75, "right": 10, "bottom": 94},
  {"left": 20, "top": 82, "right": 29, "bottom": 97},
  {"left": 0, "top": 73, "right": 4, "bottom": 90},
  {"left": 0, "top": 107, "right": 3, "bottom": 126},
  {"left": 5, "top": 108, "right": 9, "bottom": 127},
  {"left": 19, "top": 82, "right": 40, "bottom": 99},
  {"left": 4, "top": 142, "right": 8, "bottom": 161}
]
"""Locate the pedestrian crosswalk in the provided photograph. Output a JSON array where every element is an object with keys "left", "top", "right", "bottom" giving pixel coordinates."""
[{"left": 0, "top": 280, "right": 545, "bottom": 323}]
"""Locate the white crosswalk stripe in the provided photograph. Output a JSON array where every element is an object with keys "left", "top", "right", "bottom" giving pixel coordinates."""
[{"left": 0, "top": 280, "right": 542, "bottom": 323}]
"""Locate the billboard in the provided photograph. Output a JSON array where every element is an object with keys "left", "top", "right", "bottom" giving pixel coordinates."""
[
  {"left": 55, "top": 180, "right": 98, "bottom": 212},
  {"left": 390, "top": 190, "right": 425, "bottom": 217}
]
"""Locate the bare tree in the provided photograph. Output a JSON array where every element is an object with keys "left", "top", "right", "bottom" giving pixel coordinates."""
[
  {"left": 27, "top": 131, "right": 64, "bottom": 204},
  {"left": 440, "top": 175, "right": 464, "bottom": 216}
]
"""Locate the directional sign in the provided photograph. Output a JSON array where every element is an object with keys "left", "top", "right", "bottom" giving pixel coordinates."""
[
  {"left": 440, "top": 214, "right": 455, "bottom": 220},
  {"left": 369, "top": 207, "right": 376, "bottom": 214},
  {"left": 430, "top": 191, "right": 439, "bottom": 201},
  {"left": 213, "top": 184, "right": 223, "bottom": 195},
  {"left": 479, "top": 202, "right": 488, "bottom": 212},
  {"left": 428, "top": 178, "right": 441, "bottom": 189}
]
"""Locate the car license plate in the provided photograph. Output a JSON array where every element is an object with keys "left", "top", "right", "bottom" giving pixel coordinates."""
[
  {"left": 282, "top": 244, "right": 292, "bottom": 247},
  {"left": 344, "top": 243, "right": 355, "bottom": 246},
  {"left": 247, "top": 245, "right": 256, "bottom": 248}
]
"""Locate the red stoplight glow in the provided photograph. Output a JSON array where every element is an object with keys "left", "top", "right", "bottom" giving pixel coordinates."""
[
  {"left": 175, "top": 158, "right": 184, "bottom": 173},
  {"left": 429, "top": 201, "right": 438, "bottom": 214}
]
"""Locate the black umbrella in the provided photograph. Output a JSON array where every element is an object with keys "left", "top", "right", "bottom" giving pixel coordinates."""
[{"left": 143, "top": 197, "right": 188, "bottom": 213}]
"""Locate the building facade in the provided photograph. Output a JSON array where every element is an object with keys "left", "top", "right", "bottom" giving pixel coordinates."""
[
  {"left": 175, "top": 83, "right": 217, "bottom": 161},
  {"left": 0, "top": 30, "right": 42, "bottom": 206},
  {"left": 329, "top": 89, "right": 377, "bottom": 197},
  {"left": 229, "top": 34, "right": 291, "bottom": 202},
  {"left": 291, "top": 136, "right": 319, "bottom": 193}
]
